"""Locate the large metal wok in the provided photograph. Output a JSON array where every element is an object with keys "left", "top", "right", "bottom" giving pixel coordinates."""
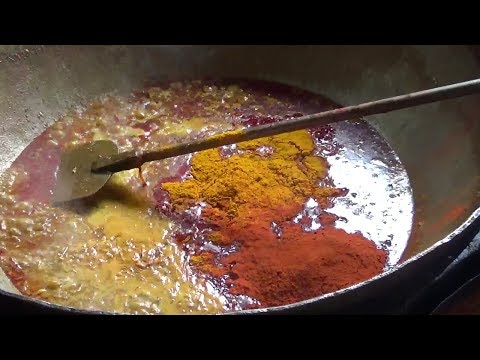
[{"left": 0, "top": 45, "right": 478, "bottom": 314}]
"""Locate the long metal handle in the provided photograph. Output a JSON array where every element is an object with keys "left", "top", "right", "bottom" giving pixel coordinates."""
[{"left": 92, "top": 78, "right": 480, "bottom": 173}]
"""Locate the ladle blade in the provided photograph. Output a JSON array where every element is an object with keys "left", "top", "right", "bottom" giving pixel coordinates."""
[{"left": 53, "top": 140, "right": 118, "bottom": 203}]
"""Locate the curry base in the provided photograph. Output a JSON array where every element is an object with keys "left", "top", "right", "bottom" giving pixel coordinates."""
[{"left": 0, "top": 79, "right": 412, "bottom": 314}]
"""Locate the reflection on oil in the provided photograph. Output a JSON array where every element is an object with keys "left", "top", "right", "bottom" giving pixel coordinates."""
[{"left": 325, "top": 121, "right": 414, "bottom": 266}]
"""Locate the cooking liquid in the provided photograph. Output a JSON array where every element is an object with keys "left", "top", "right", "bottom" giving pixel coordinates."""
[{"left": 0, "top": 80, "right": 414, "bottom": 314}]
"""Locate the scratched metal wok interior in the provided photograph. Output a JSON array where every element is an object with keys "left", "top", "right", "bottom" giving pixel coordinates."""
[{"left": 0, "top": 45, "right": 478, "bottom": 315}]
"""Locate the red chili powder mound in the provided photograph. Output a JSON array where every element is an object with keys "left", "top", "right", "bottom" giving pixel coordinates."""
[{"left": 203, "top": 206, "right": 387, "bottom": 307}]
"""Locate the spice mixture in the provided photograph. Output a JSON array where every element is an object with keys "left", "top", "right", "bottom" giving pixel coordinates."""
[{"left": 0, "top": 80, "right": 393, "bottom": 314}]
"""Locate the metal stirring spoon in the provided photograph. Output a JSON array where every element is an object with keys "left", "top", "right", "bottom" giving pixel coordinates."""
[{"left": 52, "top": 78, "right": 480, "bottom": 203}]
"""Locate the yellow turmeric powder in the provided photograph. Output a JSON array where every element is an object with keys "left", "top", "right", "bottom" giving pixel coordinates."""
[
  {"left": 162, "top": 129, "right": 338, "bottom": 223},
  {"left": 206, "top": 129, "right": 244, "bottom": 144}
]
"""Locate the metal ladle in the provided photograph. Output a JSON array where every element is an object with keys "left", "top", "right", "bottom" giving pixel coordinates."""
[{"left": 53, "top": 78, "right": 480, "bottom": 204}]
